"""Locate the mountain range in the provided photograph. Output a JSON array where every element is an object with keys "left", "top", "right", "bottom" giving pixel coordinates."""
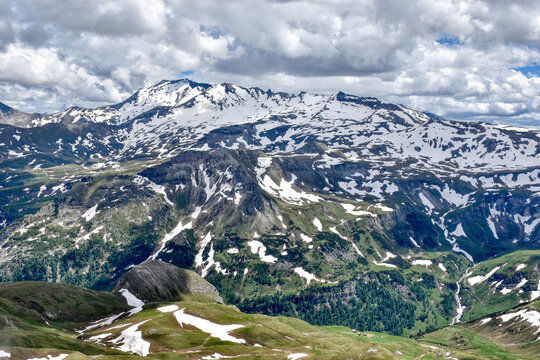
[{"left": 0, "top": 79, "right": 539, "bottom": 359}]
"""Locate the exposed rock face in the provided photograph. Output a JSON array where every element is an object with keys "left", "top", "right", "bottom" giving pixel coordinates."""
[
  {"left": 0, "top": 315, "right": 16, "bottom": 328},
  {"left": 113, "top": 260, "right": 223, "bottom": 303}
]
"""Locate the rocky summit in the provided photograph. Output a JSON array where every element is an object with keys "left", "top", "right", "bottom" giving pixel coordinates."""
[
  {"left": 0, "top": 79, "right": 539, "bottom": 359},
  {"left": 113, "top": 260, "right": 223, "bottom": 304}
]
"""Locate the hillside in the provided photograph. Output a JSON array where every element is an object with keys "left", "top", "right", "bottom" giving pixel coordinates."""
[{"left": 1, "top": 281, "right": 538, "bottom": 359}]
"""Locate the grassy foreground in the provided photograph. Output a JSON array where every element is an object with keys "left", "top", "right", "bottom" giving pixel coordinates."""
[
  {"left": 1, "top": 300, "right": 537, "bottom": 359},
  {"left": 0, "top": 282, "right": 539, "bottom": 359}
]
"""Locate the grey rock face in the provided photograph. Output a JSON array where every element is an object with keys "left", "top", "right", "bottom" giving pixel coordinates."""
[{"left": 113, "top": 260, "right": 223, "bottom": 303}]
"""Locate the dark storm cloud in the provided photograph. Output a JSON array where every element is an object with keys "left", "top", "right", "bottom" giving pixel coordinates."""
[
  {"left": 213, "top": 47, "right": 401, "bottom": 77},
  {"left": 19, "top": 25, "right": 51, "bottom": 47},
  {"left": 0, "top": 0, "right": 539, "bottom": 125}
]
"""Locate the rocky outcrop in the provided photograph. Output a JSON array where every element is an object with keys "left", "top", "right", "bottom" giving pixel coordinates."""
[{"left": 113, "top": 260, "right": 223, "bottom": 303}]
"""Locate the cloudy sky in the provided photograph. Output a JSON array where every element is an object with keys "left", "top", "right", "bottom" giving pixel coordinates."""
[{"left": 1, "top": 0, "right": 539, "bottom": 126}]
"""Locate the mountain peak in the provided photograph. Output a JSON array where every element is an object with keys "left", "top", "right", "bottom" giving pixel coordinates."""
[
  {"left": 113, "top": 260, "right": 223, "bottom": 303},
  {"left": 154, "top": 78, "right": 212, "bottom": 89},
  {"left": 0, "top": 101, "right": 37, "bottom": 127},
  {"left": 0, "top": 101, "right": 14, "bottom": 113}
]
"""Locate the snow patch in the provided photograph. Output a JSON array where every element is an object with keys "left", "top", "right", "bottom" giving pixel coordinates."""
[
  {"left": 438, "top": 263, "right": 447, "bottom": 272},
  {"left": 451, "top": 224, "right": 466, "bottom": 237},
  {"left": 37, "top": 185, "right": 46, "bottom": 197},
  {"left": 515, "top": 278, "right": 528, "bottom": 289},
  {"left": 294, "top": 267, "right": 330, "bottom": 285},
  {"left": 516, "top": 263, "right": 527, "bottom": 271},
  {"left": 259, "top": 174, "right": 321, "bottom": 205},
  {"left": 150, "top": 217, "right": 193, "bottom": 261},
  {"left": 247, "top": 240, "right": 278, "bottom": 263},
  {"left": 487, "top": 218, "right": 498, "bottom": 239},
  {"left": 499, "top": 309, "right": 540, "bottom": 335},
  {"left": 287, "top": 354, "right": 308, "bottom": 360},
  {"left": 418, "top": 192, "right": 435, "bottom": 214},
  {"left": 436, "top": 184, "right": 470, "bottom": 206},
  {"left": 514, "top": 214, "right": 540, "bottom": 236},
  {"left": 373, "top": 252, "right": 397, "bottom": 268},
  {"left": 195, "top": 233, "right": 213, "bottom": 268},
  {"left": 299, "top": 233, "right": 313, "bottom": 243},
  {"left": 412, "top": 259, "right": 432, "bottom": 267},
  {"left": 27, "top": 355, "right": 68, "bottom": 360},
  {"left": 312, "top": 218, "right": 322, "bottom": 231},
  {"left": 157, "top": 305, "right": 179, "bottom": 313},
  {"left": 374, "top": 203, "right": 393, "bottom": 212},
  {"left": 80, "top": 312, "right": 126, "bottom": 333},
  {"left": 500, "top": 287, "right": 512, "bottom": 295},
  {"left": 134, "top": 175, "right": 174, "bottom": 206},
  {"left": 171, "top": 308, "right": 246, "bottom": 344},
  {"left": 341, "top": 203, "right": 376, "bottom": 217},
  {"left": 501, "top": 278, "right": 529, "bottom": 295},
  {"left": 119, "top": 289, "right": 145, "bottom": 308},
  {"left": 111, "top": 320, "right": 151, "bottom": 356},
  {"left": 467, "top": 265, "right": 503, "bottom": 286},
  {"left": 202, "top": 354, "right": 236, "bottom": 360},
  {"left": 81, "top": 204, "right": 99, "bottom": 221},
  {"left": 479, "top": 318, "right": 492, "bottom": 325},
  {"left": 256, "top": 157, "right": 273, "bottom": 178}
]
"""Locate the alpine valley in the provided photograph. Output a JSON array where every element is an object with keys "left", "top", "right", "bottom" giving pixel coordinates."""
[{"left": 0, "top": 79, "right": 539, "bottom": 359}]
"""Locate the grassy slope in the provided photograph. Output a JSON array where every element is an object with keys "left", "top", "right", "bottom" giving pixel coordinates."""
[
  {"left": 76, "top": 300, "right": 458, "bottom": 359},
  {"left": 0, "top": 281, "right": 538, "bottom": 359},
  {"left": 0, "top": 281, "right": 130, "bottom": 329},
  {"left": 0, "top": 280, "right": 464, "bottom": 359},
  {"left": 460, "top": 250, "right": 540, "bottom": 322},
  {"left": 421, "top": 301, "right": 540, "bottom": 360},
  {"left": 0, "top": 282, "right": 130, "bottom": 358}
]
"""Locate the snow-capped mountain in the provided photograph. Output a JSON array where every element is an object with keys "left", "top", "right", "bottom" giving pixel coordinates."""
[
  {"left": 0, "top": 79, "right": 539, "bottom": 336},
  {"left": 4, "top": 79, "right": 538, "bottom": 173}
]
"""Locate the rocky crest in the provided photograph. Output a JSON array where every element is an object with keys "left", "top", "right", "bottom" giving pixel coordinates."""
[{"left": 113, "top": 260, "right": 223, "bottom": 304}]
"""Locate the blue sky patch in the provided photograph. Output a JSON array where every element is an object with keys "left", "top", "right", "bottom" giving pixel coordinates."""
[
  {"left": 436, "top": 35, "right": 464, "bottom": 46},
  {"left": 512, "top": 64, "right": 540, "bottom": 78}
]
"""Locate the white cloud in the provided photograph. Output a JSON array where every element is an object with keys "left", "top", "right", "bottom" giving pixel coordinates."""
[{"left": 0, "top": 0, "right": 538, "bottom": 125}]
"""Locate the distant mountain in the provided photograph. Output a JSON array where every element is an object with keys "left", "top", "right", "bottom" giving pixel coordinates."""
[
  {"left": 0, "top": 79, "right": 538, "bottom": 339},
  {"left": 0, "top": 101, "right": 38, "bottom": 127}
]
